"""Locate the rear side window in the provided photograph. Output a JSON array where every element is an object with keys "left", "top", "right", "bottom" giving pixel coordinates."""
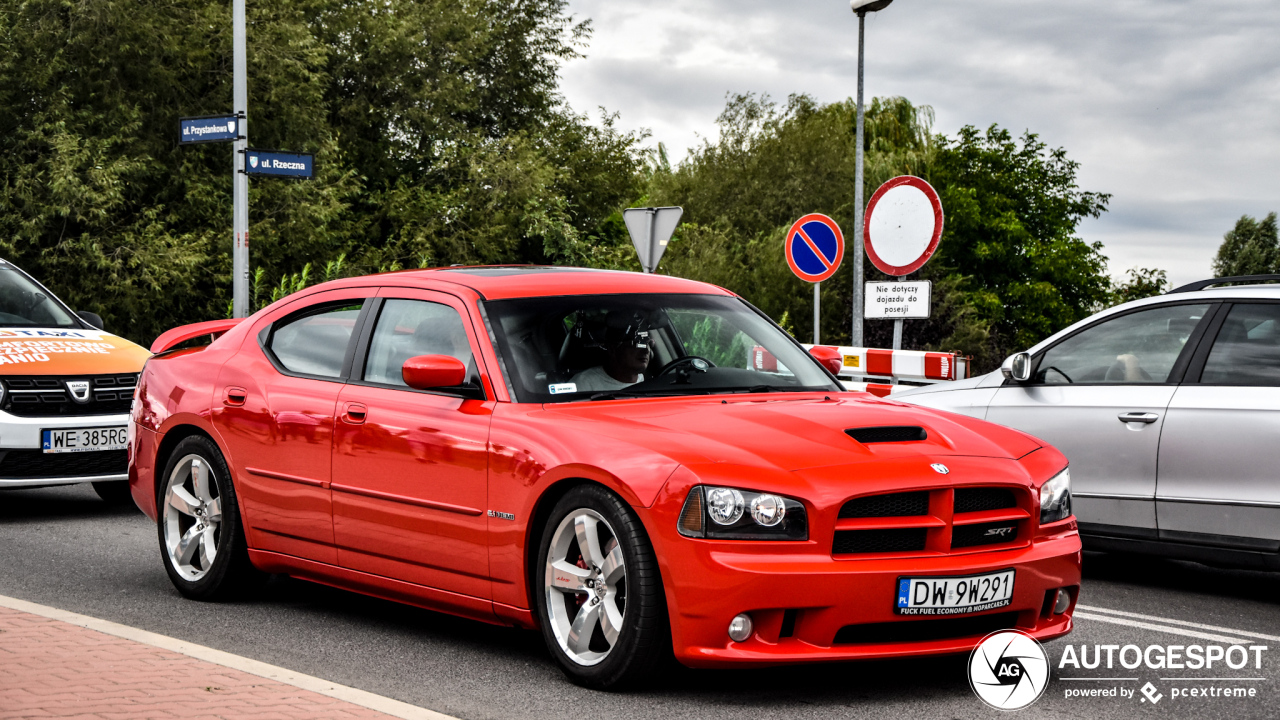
[
  {"left": 267, "top": 301, "right": 364, "bottom": 378},
  {"left": 1033, "top": 304, "right": 1209, "bottom": 384},
  {"left": 1201, "top": 304, "right": 1280, "bottom": 386}
]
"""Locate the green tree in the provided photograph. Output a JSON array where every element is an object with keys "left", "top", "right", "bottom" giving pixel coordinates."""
[
  {"left": 651, "top": 95, "right": 1112, "bottom": 372},
  {"left": 0, "top": 0, "right": 644, "bottom": 343},
  {"left": 1212, "top": 213, "right": 1279, "bottom": 278},
  {"left": 930, "top": 126, "right": 1111, "bottom": 366},
  {"left": 1109, "top": 267, "right": 1169, "bottom": 305}
]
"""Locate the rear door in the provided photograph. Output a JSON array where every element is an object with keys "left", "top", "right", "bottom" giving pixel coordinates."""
[
  {"left": 1157, "top": 301, "right": 1280, "bottom": 552},
  {"left": 985, "top": 302, "right": 1214, "bottom": 536},
  {"left": 214, "top": 290, "right": 372, "bottom": 564}
]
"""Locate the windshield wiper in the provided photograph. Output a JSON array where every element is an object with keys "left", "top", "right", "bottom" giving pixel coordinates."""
[{"left": 588, "top": 391, "right": 648, "bottom": 401}]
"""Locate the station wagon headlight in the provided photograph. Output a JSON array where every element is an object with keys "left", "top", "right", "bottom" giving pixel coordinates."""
[
  {"left": 678, "top": 486, "right": 807, "bottom": 540},
  {"left": 1039, "top": 468, "right": 1072, "bottom": 525}
]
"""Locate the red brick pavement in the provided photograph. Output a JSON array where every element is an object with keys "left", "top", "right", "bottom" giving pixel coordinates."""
[{"left": 0, "top": 606, "right": 403, "bottom": 720}]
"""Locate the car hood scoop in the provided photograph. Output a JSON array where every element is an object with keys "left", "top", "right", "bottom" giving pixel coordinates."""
[{"left": 845, "top": 426, "right": 927, "bottom": 444}]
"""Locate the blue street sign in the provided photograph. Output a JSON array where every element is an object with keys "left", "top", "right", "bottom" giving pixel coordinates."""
[
  {"left": 245, "top": 149, "right": 314, "bottom": 179},
  {"left": 179, "top": 114, "right": 239, "bottom": 144}
]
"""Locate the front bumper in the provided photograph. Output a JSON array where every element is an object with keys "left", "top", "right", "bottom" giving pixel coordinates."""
[
  {"left": 647, "top": 489, "right": 1081, "bottom": 667},
  {"left": 0, "top": 411, "right": 130, "bottom": 488}
]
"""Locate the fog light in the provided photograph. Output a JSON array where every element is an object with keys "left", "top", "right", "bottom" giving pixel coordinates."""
[
  {"left": 1054, "top": 588, "right": 1072, "bottom": 614},
  {"left": 727, "top": 613, "right": 753, "bottom": 642}
]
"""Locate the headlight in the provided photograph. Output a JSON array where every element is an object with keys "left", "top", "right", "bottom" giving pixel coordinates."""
[
  {"left": 1039, "top": 467, "right": 1072, "bottom": 525},
  {"left": 678, "top": 486, "right": 808, "bottom": 540}
]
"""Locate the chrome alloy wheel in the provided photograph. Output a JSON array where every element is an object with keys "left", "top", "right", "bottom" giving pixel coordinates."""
[
  {"left": 162, "top": 454, "right": 223, "bottom": 582},
  {"left": 544, "top": 508, "right": 627, "bottom": 666}
]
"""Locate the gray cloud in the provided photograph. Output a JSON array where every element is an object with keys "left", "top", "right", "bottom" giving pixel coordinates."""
[{"left": 561, "top": 0, "right": 1280, "bottom": 287}]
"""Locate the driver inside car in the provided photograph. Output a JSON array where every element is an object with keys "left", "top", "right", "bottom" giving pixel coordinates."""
[{"left": 570, "top": 311, "right": 652, "bottom": 392}]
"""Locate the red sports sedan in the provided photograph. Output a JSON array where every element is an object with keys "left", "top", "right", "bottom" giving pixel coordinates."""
[{"left": 129, "top": 267, "right": 1080, "bottom": 689}]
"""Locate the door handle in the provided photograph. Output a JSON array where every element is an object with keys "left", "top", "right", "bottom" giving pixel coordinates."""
[
  {"left": 224, "top": 387, "right": 247, "bottom": 406},
  {"left": 342, "top": 402, "right": 368, "bottom": 424},
  {"left": 1118, "top": 412, "right": 1159, "bottom": 424}
]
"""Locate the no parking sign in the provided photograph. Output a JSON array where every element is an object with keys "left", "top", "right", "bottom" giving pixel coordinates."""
[
  {"left": 785, "top": 214, "right": 844, "bottom": 344},
  {"left": 785, "top": 214, "right": 844, "bottom": 283}
]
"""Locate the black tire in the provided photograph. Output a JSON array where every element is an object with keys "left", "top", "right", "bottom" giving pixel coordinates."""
[
  {"left": 156, "top": 435, "right": 265, "bottom": 601},
  {"left": 92, "top": 480, "right": 134, "bottom": 506},
  {"left": 534, "top": 484, "right": 670, "bottom": 690}
]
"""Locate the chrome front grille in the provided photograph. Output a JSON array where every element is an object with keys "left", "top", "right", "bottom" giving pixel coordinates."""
[{"left": 2, "top": 374, "right": 138, "bottom": 417}]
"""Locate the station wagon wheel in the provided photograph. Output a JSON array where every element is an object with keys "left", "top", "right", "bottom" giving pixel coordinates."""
[
  {"left": 535, "top": 484, "right": 670, "bottom": 690},
  {"left": 157, "top": 435, "right": 264, "bottom": 600}
]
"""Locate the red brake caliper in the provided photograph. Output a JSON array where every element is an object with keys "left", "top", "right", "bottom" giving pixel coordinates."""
[{"left": 575, "top": 557, "right": 589, "bottom": 606}]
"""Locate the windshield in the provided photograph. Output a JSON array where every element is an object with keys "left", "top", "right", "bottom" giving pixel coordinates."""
[
  {"left": 486, "top": 293, "right": 840, "bottom": 403},
  {"left": 0, "top": 264, "right": 80, "bottom": 328}
]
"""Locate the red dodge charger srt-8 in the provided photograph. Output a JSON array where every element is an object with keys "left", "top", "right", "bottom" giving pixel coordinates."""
[{"left": 129, "top": 267, "right": 1080, "bottom": 689}]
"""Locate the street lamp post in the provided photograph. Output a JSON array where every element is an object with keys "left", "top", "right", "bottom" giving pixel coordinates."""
[{"left": 849, "top": 0, "right": 893, "bottom": 347}]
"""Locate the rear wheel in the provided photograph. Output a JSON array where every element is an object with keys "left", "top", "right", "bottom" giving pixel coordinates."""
[
  {"left": 92, "top": 480, "right": 133, "bottom": 506},
  {"left": 157, "top": 436, "right": 264, "bottom": 600},
  {"left": 535, "top": 484, "right": 669, "bottom": 690}
]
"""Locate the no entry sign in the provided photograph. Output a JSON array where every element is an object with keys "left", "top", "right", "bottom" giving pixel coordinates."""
[
  {"left": 864, "top": 176, "right": 943, "bottom": 276},
  {"left": 785, "top": 214, "right": 844, "bottom": 283}
]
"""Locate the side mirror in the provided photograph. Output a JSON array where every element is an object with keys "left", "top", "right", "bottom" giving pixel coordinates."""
[
  {"left": 1000, "top": 352, "right": 1032, "bottom": 382},
  {"left": 402, "top": 354, "right": 467, "bottom": 390},
  {"left": 808, "top": 345, "right": 845, "bottom": 376},
  {"left": 78, "top": 311, "right": 104, "bottom": 331}
]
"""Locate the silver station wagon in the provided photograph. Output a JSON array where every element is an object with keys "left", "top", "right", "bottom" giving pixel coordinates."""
[{"left": 898, "top": 274, "right": 1280, "bottom": 571}]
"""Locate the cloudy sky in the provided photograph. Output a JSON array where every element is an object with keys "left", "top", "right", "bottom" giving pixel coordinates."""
[{"left": 559, "top": 0, "right": 1280, "bottom": 287}]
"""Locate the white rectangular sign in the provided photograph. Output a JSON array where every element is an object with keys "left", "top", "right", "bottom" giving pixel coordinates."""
[{"left": 865, "top": 280, "right": 931, "bottom": 319}]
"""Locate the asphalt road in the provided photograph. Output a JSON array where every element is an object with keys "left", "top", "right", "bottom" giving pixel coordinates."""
[{"left": 2, "top": 484, "right": 1277, "bottom": 719}]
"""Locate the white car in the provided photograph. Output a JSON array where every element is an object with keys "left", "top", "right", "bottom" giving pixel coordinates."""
[
  {"left": 0, "top": 259, "right": 149, "bottom": 502},
  {"left": 897, "top": 274, "right": 1280, "bottom": 571}
]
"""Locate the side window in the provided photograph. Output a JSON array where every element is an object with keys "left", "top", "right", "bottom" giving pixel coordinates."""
[
  {"left": 267, "top": 301, "right": 364, "bottom": 378},
  {"left": 1033, "top": 304, "right": 1210, "bottom": 385},
  {"left": 1200, "top": 304, "right": 1280, "bottom": 386},
  {"left": 363, "top": 299, "right": 477, "bottom": 389}
]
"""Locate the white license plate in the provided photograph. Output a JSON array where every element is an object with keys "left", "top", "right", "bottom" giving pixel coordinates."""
[
  {"left": 895, "top": 569, "right": 1015, "bottom": 616},
  {"left": 41, "top": 426, "right": 128, "bottom": 453}
]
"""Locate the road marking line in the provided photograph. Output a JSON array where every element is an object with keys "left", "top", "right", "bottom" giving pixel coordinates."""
[
  {"left": 1078, "top": 604, "right": 1280, "bottom": 643},
  {"left": 1074, "top": 611, "right": 1253, "bottom": 645},
  {"left": 0, "top": 593, "right": 459, "bottom": 720}
]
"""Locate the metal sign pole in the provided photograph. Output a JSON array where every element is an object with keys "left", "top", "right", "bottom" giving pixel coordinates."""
[
  {"left": 814, "top": 282, "right": 821, "bottom": 345},
  {"left": 645, "top": 209, "right": 655, "bottom": 274},
  {"left": 851, "top": 11, "right": 866, "bottom": 347},
  {"left": 891, "top": 276, "right": 905, "bottom": 350},
  {"left": 231, "top": 0, "right": 249, "bottom": 318}
]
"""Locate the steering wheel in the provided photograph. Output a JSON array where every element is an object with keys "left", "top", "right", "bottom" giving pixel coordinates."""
[
  {"left": 1042, "top": 366, "right": 1073, "bottom": 384},
  {"left": 657, "top": 355, "right": 716, "bottom": 377}
]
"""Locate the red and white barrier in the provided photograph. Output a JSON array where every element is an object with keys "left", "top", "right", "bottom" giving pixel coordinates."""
[
  {"left": 840, "top": 380, "right": 904, "bottom": 397},
  {"left": 802, "top": 345, "right": 964, "bottom": 382}
]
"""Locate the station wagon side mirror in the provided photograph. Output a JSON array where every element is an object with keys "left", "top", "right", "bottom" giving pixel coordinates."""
[
  {"left": 402, "top": 354, "right": 467, "bottom": 390},
  {"left": 1000, "top": 352, "right": 1032, "bottom": 382},
  {"left": 808, "top": 346, "right": 844, "bottom": 375},
  {"left": 77, "top": 310, "right": 104, "bottom": 331}
]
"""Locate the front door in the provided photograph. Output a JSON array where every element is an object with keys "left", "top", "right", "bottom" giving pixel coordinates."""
[
  {"left": 985, "top": 302, "right": 1213, "bottom": 535},
  {"left": 214, "top": 292, "right": 370, "bottom": 564},
  {"left": 1157, "top": 302, "right": 1280, "bottom": 551},
  {"left": 331, "top": 291, "right": 495, "bottom": 600}
]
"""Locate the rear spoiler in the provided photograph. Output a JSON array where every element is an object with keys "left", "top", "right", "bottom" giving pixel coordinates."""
[{"left": 150, "top": 318, "right": 245, "bottom": 354}]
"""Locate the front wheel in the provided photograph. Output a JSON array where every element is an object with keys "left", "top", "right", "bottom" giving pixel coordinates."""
[
  {"left": 535, "top": 484, "right": 670, "bottom": 690},
  {"left": 157, "top": 435, "right": 264, "bottom": 600}
]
